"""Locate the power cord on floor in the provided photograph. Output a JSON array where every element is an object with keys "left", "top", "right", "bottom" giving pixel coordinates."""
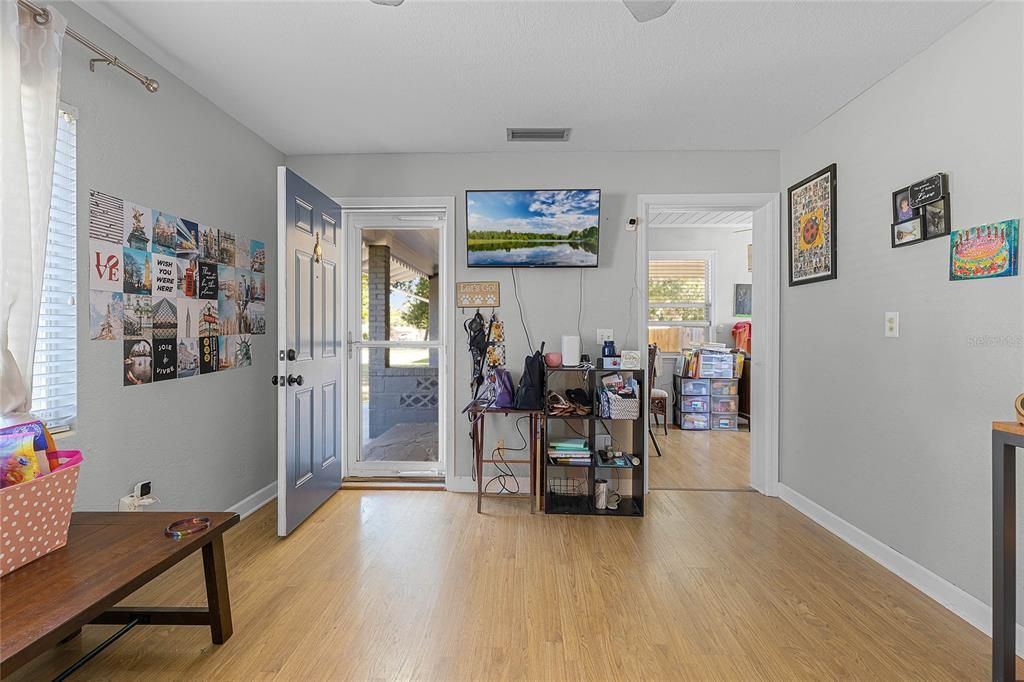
[{"left": 482, "top": 415, "right": 530, "bottom": 495}]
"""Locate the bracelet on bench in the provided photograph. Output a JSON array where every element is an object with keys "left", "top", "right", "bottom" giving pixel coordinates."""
[{"left": 164, "top": 516, "right": 211, "bottom": 539}]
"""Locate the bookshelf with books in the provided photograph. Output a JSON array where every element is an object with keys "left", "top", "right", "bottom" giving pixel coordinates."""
[{"left": 542, "top": 367, "right": 645, "bottom": 517}]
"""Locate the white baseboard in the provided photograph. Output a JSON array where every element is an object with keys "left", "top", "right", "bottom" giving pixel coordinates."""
[
  {"left": 446, "top": 475, "right": 531, "bottom": 494},
  {"left": 779, "top": 483, "right": 1024, "bottom": 656},
  {"left": 227, "top": 481, "right": 277, "bottom": 520}
]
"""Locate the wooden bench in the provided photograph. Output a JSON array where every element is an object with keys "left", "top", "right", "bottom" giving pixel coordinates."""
[{"left": 1, "top": 511, "right": 238, "bottom": 678}]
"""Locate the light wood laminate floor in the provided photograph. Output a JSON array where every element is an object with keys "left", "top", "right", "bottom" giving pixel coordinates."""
[
  {"left": 649, "top": 427, "right": 751, "bottom": 490},
  {"left": 9, "top": 489, "right": 1005, "bottom": 680}
]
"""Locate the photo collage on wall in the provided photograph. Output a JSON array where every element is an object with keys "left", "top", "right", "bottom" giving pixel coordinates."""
[{"left": 87, "top": 190, "right": 266, "bottom": 387}]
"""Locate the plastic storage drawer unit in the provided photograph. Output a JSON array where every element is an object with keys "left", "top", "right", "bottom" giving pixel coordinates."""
[
  {"left": 711, "top": 413, "right": 739, "bottom": 430},
  {"left": 697, "top": 356, "right": 734, "bottom": 378},
  {"left": 680, "top": 411, "right": 711, "bottom": 430},
  {"left": 681, "top": 378, "right": 710, "bottom": 395},
  {"left": 680, "top": 395, "right": 710, "bottom": 413},
  {"left": 710, "top": 379, "right": 739, "bottom": 396},
  {"left": 711, "top": 396, "right": 739, "bottom": 413}
]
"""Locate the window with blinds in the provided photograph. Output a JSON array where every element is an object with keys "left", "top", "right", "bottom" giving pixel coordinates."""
[
  {"left": 31, "top": 111, "right": 78, "bottom": 431},
  {"left": 648, "top": 255, "right": 712, "bottom": 353}
]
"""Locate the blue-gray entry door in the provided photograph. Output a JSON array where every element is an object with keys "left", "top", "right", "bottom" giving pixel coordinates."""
[{"left": 277, "top": 167, "right": 342, "bottom": 536}]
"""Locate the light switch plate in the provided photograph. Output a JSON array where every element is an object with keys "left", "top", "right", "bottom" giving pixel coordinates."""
[
  {"left": 597, "top": 328, "right": 614, "bottom": 343},
  {"left": 885, "top": 312, "right": 900, "bottom": 338}
]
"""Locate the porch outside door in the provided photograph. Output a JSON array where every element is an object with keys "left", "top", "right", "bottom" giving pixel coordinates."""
[
  {"left": 343, "top": 206, "right": 448, "bottom": 478},
  {"left": 276, "top": 167, "right": 343, "bottom": 536}
]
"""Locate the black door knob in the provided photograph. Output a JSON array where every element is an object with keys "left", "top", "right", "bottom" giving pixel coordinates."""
[
  {"left": 287, "top": 349, "right": 297, "bottom": 361},
  {"left": 287, "top": 374, "right": 304, "bottom": 386},
  {"left": 271, "top": 375, "right": 279, "bottom": 386}
]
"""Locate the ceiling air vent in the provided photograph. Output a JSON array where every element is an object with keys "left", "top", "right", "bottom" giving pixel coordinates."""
[{"left": 506, "top": 127, "right": 571, "bottom": 142}]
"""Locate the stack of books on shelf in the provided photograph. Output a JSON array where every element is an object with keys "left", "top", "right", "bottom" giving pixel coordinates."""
[{"left": 548, "top": 438, "right": 592, "bottom": 466}]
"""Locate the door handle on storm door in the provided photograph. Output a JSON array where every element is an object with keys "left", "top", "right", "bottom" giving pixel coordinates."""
[
  {"left": 287, "top": 349, "right": 297, "bottom": 361},
  {"left": 287, "top": 374, "right": 304, "bottom": 387}
]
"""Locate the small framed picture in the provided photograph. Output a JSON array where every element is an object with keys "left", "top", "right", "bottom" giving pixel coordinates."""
[
  {"left": 923, "top": 196, "right": 950, "bottom": 239},
  {"left": 891, "top": 216, "right": 924, "bottom": 248},
  {"left": 733, "top": 283, "right": 752, "bottom": 317},
  {"left": 620, "top": 350, "right": 643, "bottom": 370},
  {"left": 892, "top": 187, "right": 918, "bottom": 223}
]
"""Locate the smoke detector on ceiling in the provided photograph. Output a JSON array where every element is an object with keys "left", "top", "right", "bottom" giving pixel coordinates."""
[{"left": 506, "top": 128, "right": 572, "bottom": 143}]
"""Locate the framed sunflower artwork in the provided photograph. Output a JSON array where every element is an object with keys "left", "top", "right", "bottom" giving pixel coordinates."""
[{"left": 788, "top": 164, "right": 838, "bottom": 286}]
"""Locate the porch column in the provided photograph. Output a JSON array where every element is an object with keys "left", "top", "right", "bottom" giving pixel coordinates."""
[
  {"left": 428, "top": 273, "right": 439, "bottom": 367},
  {"left": 367, "top": 245, "right": 390, "bottom": 439}
]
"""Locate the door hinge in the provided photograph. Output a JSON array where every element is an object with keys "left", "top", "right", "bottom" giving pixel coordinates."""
[{"left": 346, "top": 331, "right": 354, "bottom": 359}]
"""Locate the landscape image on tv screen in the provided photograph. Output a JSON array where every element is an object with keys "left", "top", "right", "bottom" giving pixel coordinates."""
[{"left": 466, "top": 189, "right": 600, "bottom": 267}]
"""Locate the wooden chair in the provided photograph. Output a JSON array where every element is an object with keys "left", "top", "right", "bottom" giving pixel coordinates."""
[{"left": 648, "top": 344, "right": 667, "bottom": 457}]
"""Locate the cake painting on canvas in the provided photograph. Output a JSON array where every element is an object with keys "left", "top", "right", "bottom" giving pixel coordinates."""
[{"left": 949, "top": 219, "right": 1019, "bottom": 281}]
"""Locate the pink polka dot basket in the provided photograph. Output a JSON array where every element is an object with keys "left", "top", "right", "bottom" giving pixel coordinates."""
[{"left": 0, "top": 451, "right": 82, "bottom": 577}]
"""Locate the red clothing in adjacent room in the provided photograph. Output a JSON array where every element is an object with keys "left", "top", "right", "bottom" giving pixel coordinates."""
[{"left": 732, "top": 321, "right": 751, "bottom": 354}]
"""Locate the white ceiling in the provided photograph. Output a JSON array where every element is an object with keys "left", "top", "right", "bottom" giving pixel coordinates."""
[
  {"left": 79, "top": 0, "right": 984, "bottom": 155},
  {"left": 649, "top": 209, "right": 751, "bottom": 228}
]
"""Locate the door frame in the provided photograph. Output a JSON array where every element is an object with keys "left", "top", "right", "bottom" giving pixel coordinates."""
[
  {"left": 636, "top": 193, "right": 781, "bottom": 496},
  {"left": 335, "top": 196, "right": 456, "bottom": 483}
]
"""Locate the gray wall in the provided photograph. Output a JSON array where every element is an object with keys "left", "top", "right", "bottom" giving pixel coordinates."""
[
  {"left": 286, "top": 151, "right": 779, "bottom": 478},
  {"left": 56, "top": 2, "right": 285, "bottom": 510},
  {"left": 779, "top": 2, "right": 1023, "bottom": 614}
]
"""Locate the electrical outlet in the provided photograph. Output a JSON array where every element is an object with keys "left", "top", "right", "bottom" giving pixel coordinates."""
[
  {"left": 597, "top": 328, "right": 614, "bottom": 343},
  {"left": 885, "top": 311, "right": 900, "bottom": 338}
]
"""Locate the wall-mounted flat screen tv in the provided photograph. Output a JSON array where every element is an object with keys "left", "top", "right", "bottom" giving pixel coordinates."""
[{"left": 466, "top": 189, "right": 600, "bottom": 268}]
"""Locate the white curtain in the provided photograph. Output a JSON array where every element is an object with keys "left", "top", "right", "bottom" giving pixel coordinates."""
[{"left": 0, "top": 3, "right": 66, "bottom": 415}]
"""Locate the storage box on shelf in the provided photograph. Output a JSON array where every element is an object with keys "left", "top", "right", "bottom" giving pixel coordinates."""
[{"left": 542, "top": 367, "right": 644, "bottom": 517}]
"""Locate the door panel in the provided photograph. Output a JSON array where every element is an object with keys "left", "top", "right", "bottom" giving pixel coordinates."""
[
  {"left": 295, "top": 197, "right": 313, "bottom": 233},
  {"left": 277, "top": 167, "right": 343, "bottom": 536},
  {"left": 322, "top": 381, "right": 338, "bottom": 467},
  {"left": 294, "top": 387, "right": 314, "bottom": 484},
  {"left": 322, "top": 259, "right": 337, "bottom": 358},
  {"left": 295, "top": 251, "right": 314, "bottom": 363},
  {"left": 321, "top": 211, "right": 336, "bottom": 244}
]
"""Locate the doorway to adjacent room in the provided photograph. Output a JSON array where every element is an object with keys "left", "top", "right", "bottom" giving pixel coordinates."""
[{"left": 637, "top": 194, "right": 780, "bottom": 495}]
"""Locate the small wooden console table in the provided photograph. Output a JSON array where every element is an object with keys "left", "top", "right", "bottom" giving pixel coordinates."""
[
  {"left": 993, "top": 420, "right": 1024, "bottom": 681},
  {"left": 1, "top": 511, "right": 238, "bottom": 679},
  {"left": 465, "top": 402, "right": 542, "bottom": 513}
]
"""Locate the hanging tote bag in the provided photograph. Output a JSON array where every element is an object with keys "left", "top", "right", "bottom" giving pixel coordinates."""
[{"left": 494, "top": 367, "right": 516, "bottom": 408}]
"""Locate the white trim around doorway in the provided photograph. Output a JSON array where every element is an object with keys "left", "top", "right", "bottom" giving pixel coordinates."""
[
  {"left": 636, "top": 193, "right": 781, "bottom": 497},
  {"left": 334, "top": 196, "right": 457, "bottom": 486}
]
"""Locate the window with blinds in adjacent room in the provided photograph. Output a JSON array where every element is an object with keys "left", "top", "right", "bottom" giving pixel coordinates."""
[
  {"left": 31, "top": 110, "right": 78, "bottom": 431},
  {"left": 647, "top": 254, "right": 713, "bottom": 354}
]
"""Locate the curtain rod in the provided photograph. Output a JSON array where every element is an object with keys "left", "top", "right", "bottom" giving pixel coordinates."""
[{"left": 17, "top": 0, "right": 159, "bottom": 93}]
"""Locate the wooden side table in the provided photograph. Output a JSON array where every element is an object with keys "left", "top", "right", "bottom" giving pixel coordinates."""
[
  {"left": 993, "top": 420, "right": 1024, "bottom": 681},
  {"left": 465, "top": 403, "right": 542, "bottom": 513}
]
